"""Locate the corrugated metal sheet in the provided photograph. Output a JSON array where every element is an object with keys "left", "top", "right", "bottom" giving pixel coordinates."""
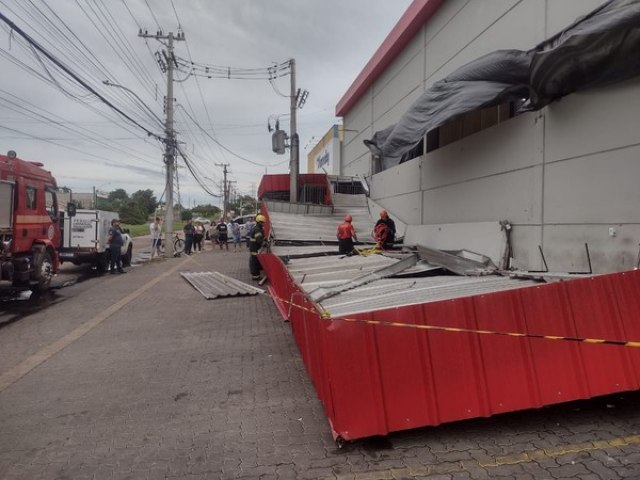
[
  {"left": 259, "top": 194, "right": 640, "bottom": 442},
  {"left": 260, "top": 251, "right": 640, "bottom": 441},
  {"left": 181, "top": 271, "right": 264, "bottom": 299},
  {"left": 268, "top": 207, "right": 375, "bottom": 243},
  {"left": 317, "top": 275, "right": 541, "bottom": 317}
]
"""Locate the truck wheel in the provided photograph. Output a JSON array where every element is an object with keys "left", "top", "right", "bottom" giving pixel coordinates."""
[
  {"left": 122, "top": 245, "right": 133, "bottom": 266},
  {"left": 96, "top": 251, "right": 109, "bottom": 273},
  {"left": 32, "top": 250, "right": 53, "bottom": 293}
]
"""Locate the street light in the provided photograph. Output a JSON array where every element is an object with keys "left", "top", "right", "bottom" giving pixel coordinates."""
[{"left": 102, "top": 80, "right": 163, "bottom": 125}]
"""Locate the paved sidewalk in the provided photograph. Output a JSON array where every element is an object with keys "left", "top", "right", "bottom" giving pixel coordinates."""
[{"left": 1, "top": 246, "right": 640, "bottom": 479}]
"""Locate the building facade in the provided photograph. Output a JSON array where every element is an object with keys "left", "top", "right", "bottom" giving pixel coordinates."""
[
  {"left": 306, "top": 125, "right": 342, "bottom": 175},
  {"left": 337, "top": 0, "right": 640, "bottom": 273}
]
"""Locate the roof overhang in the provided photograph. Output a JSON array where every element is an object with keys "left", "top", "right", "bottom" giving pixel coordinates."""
[{"left": 335, "top": 0, "right": 445, "bottom": 117}]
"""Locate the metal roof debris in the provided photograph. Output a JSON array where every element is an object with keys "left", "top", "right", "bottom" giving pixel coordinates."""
[{"left": 181, "top": 271, "right": 264, "bottom": 299}]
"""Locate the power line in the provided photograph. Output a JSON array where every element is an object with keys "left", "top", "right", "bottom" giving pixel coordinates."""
[{"left": 0, "top": 10, "right": 163, "bottom": 140}]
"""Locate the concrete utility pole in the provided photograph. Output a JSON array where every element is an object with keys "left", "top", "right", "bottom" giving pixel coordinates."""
[
  {"left": 289, "top": 58, "right": 299, "bottom": 203},
  {"left": 139, "top": 28, "right": 185, "bottom": 257},
  {"left": 216, "top": 163, "right": 230, "bottom": 221}
]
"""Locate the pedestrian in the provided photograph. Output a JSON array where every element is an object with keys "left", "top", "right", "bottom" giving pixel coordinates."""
[
  {"left": 208, "top": 223, "right": 219, "bottom": 248},
  {"left": 337, "top": 214, "right": 358, "bottom": 255},
  {"left": 216, "top": 219, "right": 229, "bottom": 251},
  {"left": 107, "top": 218, "right": 126, "bottom": 274},
  {"left": 373, "top": 209, "right": 396, "bottom": 250},
  {"left": 183, "top": 219, "right": 195, "bottom": 255},
  {"left": 193, "top": 221, "right": 204, "bottom": 252},
  {"left": 249, "top": 214, "right": 266, "bottom": 280},
  {"left": 230, "top": 220, "right": 241, "bottom": 252},
  {"left": 149, "top": 216, "right": 162, "bottom": 258}
]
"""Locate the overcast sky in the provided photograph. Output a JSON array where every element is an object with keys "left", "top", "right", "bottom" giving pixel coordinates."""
[{"left": 0, "top": 0, "right": 412, "bottom": 207}]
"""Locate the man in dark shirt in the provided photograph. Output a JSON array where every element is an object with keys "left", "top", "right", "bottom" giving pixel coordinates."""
[
  {"left": 216, "top": 219, "right": 229, "bottom": 251},
  {"left": 107, "top": 218, "right": 126, "bottom": 274},
  {"left": 183, "top": 219, "right": 195, "bottom": 255}
]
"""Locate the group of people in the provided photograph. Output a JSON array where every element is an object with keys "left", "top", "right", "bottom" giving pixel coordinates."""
[
  {"left": 144, "top": 209, "right": 395, "bottom": 282},
  {"left": 336, "top": 209, "right": 396, "bottom": 255}
]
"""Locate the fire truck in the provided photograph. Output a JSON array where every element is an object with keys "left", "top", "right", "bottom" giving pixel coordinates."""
[{"left": 0, "top": 150, "right": 61, "bottom": 292}]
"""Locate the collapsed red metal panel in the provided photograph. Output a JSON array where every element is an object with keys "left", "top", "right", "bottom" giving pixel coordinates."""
[{"left": 261, "top": 248, "right": 640, "bottom": 441}]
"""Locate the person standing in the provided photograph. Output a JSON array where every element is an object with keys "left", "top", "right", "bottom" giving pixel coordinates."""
[
  {"left": 230, "top": 220, "right": 241, "bottom": 252},
  {"left": 336, "top": 214, "right": 358, "bottom": 255},
  {"left": 249, "top": 214, "right": 266, "bottom": 280},
  {"left": 149, "top": 216, "right": 162, "bottom": 258},
  {"left": 183, "top": 219, "right": 195, "bottom": 255},
  {"left": 216, "top": 219, "right": 229, "bottom": 251},
  {"left": 193, "top": 221, "right": 204, "bottom": 252},
  {"left": 374, "top": 209, "right": 396, "bottom": 250},
  {"left": 107, "top": 218, "right": 126, "bottom": 274}
]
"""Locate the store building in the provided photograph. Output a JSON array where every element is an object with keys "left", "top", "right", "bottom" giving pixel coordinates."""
[
  {"left": 336, "top": 0, "right": 640, "bottom": 274},
  {"left": 306, "top": 125, "right": 342, "bottom": 175}
]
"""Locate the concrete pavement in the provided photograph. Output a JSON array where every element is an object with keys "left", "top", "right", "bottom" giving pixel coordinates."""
[{"left": 1, "top": 242, "right": 640, "bottom": 479}]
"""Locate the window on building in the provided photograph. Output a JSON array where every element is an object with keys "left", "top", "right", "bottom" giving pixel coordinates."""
[
  {"left": 426, "top": 102, "right": 516, "bottom": 153},
  {"left": 25, "top": 186, "right": 37, "bottom": 210}
]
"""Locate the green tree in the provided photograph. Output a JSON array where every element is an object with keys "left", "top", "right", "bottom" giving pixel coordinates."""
[
  {"left": 131, "top": 189, "right": 158, "bottom": 216},
  {"left": 227, "top": 195, "right": 257, "bottom": 217},
  {"left": 181, "top": 209, "right": 193, "bottom": 221},
  {"left": 108, "top": 188, "right": 128, "bottom": 202},
  {"left": 191, "top": 204, "right": 221, "bottom": 219},
  {"left": 107, "top": 189, "right": 128, "bottom": 212},
  {"left": 119, "top": 200, "right": 147, "bottom": 224}
]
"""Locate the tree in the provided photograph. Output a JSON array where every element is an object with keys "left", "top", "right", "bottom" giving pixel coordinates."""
[
  {"left": 227, "top": 194, "right": 257, "bottom": 218},
  {"left": 131, "top": 189, "right": 158, "bottom": 216},
  {"left": 119, "top": 200, "right": 147, "bottom": 224},
  {"left": 108, "top": 189, "right": 128, "bottom": 202},
  {"left": 181, "top": 209, "right": 193, "bottom": 221},
  {"left": 107, "top": 189, "right": 128, "bottom": 212},
  {"left": 191, "top": 204, "right": 221, "bottom": 219}
]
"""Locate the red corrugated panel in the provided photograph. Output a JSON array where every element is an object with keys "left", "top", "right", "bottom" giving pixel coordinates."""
[
  {"left": 257, "top": 174, "right": 331, "bottom": 205},
  {"left": 261, "top": 251, "right": 640, "bottom": 441},
  {"left": 258, "top": 174, "right": 289, "bottom": 198}
]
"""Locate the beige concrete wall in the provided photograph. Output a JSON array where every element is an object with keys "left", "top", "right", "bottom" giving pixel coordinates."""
[{"left": 341, "top": 0, "right": 640, "bottom": 273}]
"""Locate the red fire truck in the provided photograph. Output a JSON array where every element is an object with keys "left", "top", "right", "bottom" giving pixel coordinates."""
[{"left": 0, "top": 150, "right": 61, "bottom": 292}]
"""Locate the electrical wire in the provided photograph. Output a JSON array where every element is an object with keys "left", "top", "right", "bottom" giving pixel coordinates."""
[{"left": 0, "top": 10, "right": 163, "bottom": 140}]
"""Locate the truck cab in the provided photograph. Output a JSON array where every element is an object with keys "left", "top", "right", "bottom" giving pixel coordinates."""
[{"left": 0, "top": 151, "right": 60, "bottom": 291}]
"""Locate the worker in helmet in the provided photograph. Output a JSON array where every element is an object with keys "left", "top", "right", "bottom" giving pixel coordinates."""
[
  {"left": 373, "top": 209, "right": 396, "bottom": 250},
  {"left": 336, "top": 214, "right": 358, "bottom": 255},
  {"left": 249, "top": 214, "right": 267, "bottom": 280}
]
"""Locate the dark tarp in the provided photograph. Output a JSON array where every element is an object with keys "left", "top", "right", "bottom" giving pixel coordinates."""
[{"left": 365, "top": 0, "right": 640, "bottom": 170}]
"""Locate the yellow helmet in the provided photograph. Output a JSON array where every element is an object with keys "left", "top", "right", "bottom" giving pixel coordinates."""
[{"left": 255, "top": 214, "right": 266, "bottom": 223}]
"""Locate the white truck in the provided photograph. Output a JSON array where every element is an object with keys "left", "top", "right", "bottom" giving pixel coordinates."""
[{"left": 59, "top": 209, "right": 133, "bottom": 273}]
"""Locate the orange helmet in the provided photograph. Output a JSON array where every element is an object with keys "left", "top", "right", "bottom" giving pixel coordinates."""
[
  {"left": 380, "top": 209, "right": 388, "bottom": 218},
  {"left": 344, "top": 215, "right": 352, "bottom": 222}
]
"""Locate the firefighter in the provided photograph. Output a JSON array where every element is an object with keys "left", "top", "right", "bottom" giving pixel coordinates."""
[
  {"left": 249, "top": 214, "right": 266, "bottom": 280},
  {"left": 336, "top": 214, "right": 358, "bottom": 255},
  {"left": 373, "top": 209, "right": 396, "bottom": 250}
]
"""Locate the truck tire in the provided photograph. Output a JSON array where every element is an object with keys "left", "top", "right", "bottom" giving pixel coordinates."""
[
  {"left": 32, "top": 250, "right": 53, "bottom": 293},
  {"left": 122, "top": 244, "right": 133, "bottom": 266},
  {"left": 96, "top": 251, "right": 109, "bottom": 273}
]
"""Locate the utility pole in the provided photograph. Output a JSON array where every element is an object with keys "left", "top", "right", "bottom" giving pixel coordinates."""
[
  {"left": 216, "top": 162, "right": 230, "bottom": 221},
  {"left": 289, "top": 58, "right": 299, "bottom": 203},
  {"left": 139, "top": 27, "right": 185, "bottom": 257}
]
